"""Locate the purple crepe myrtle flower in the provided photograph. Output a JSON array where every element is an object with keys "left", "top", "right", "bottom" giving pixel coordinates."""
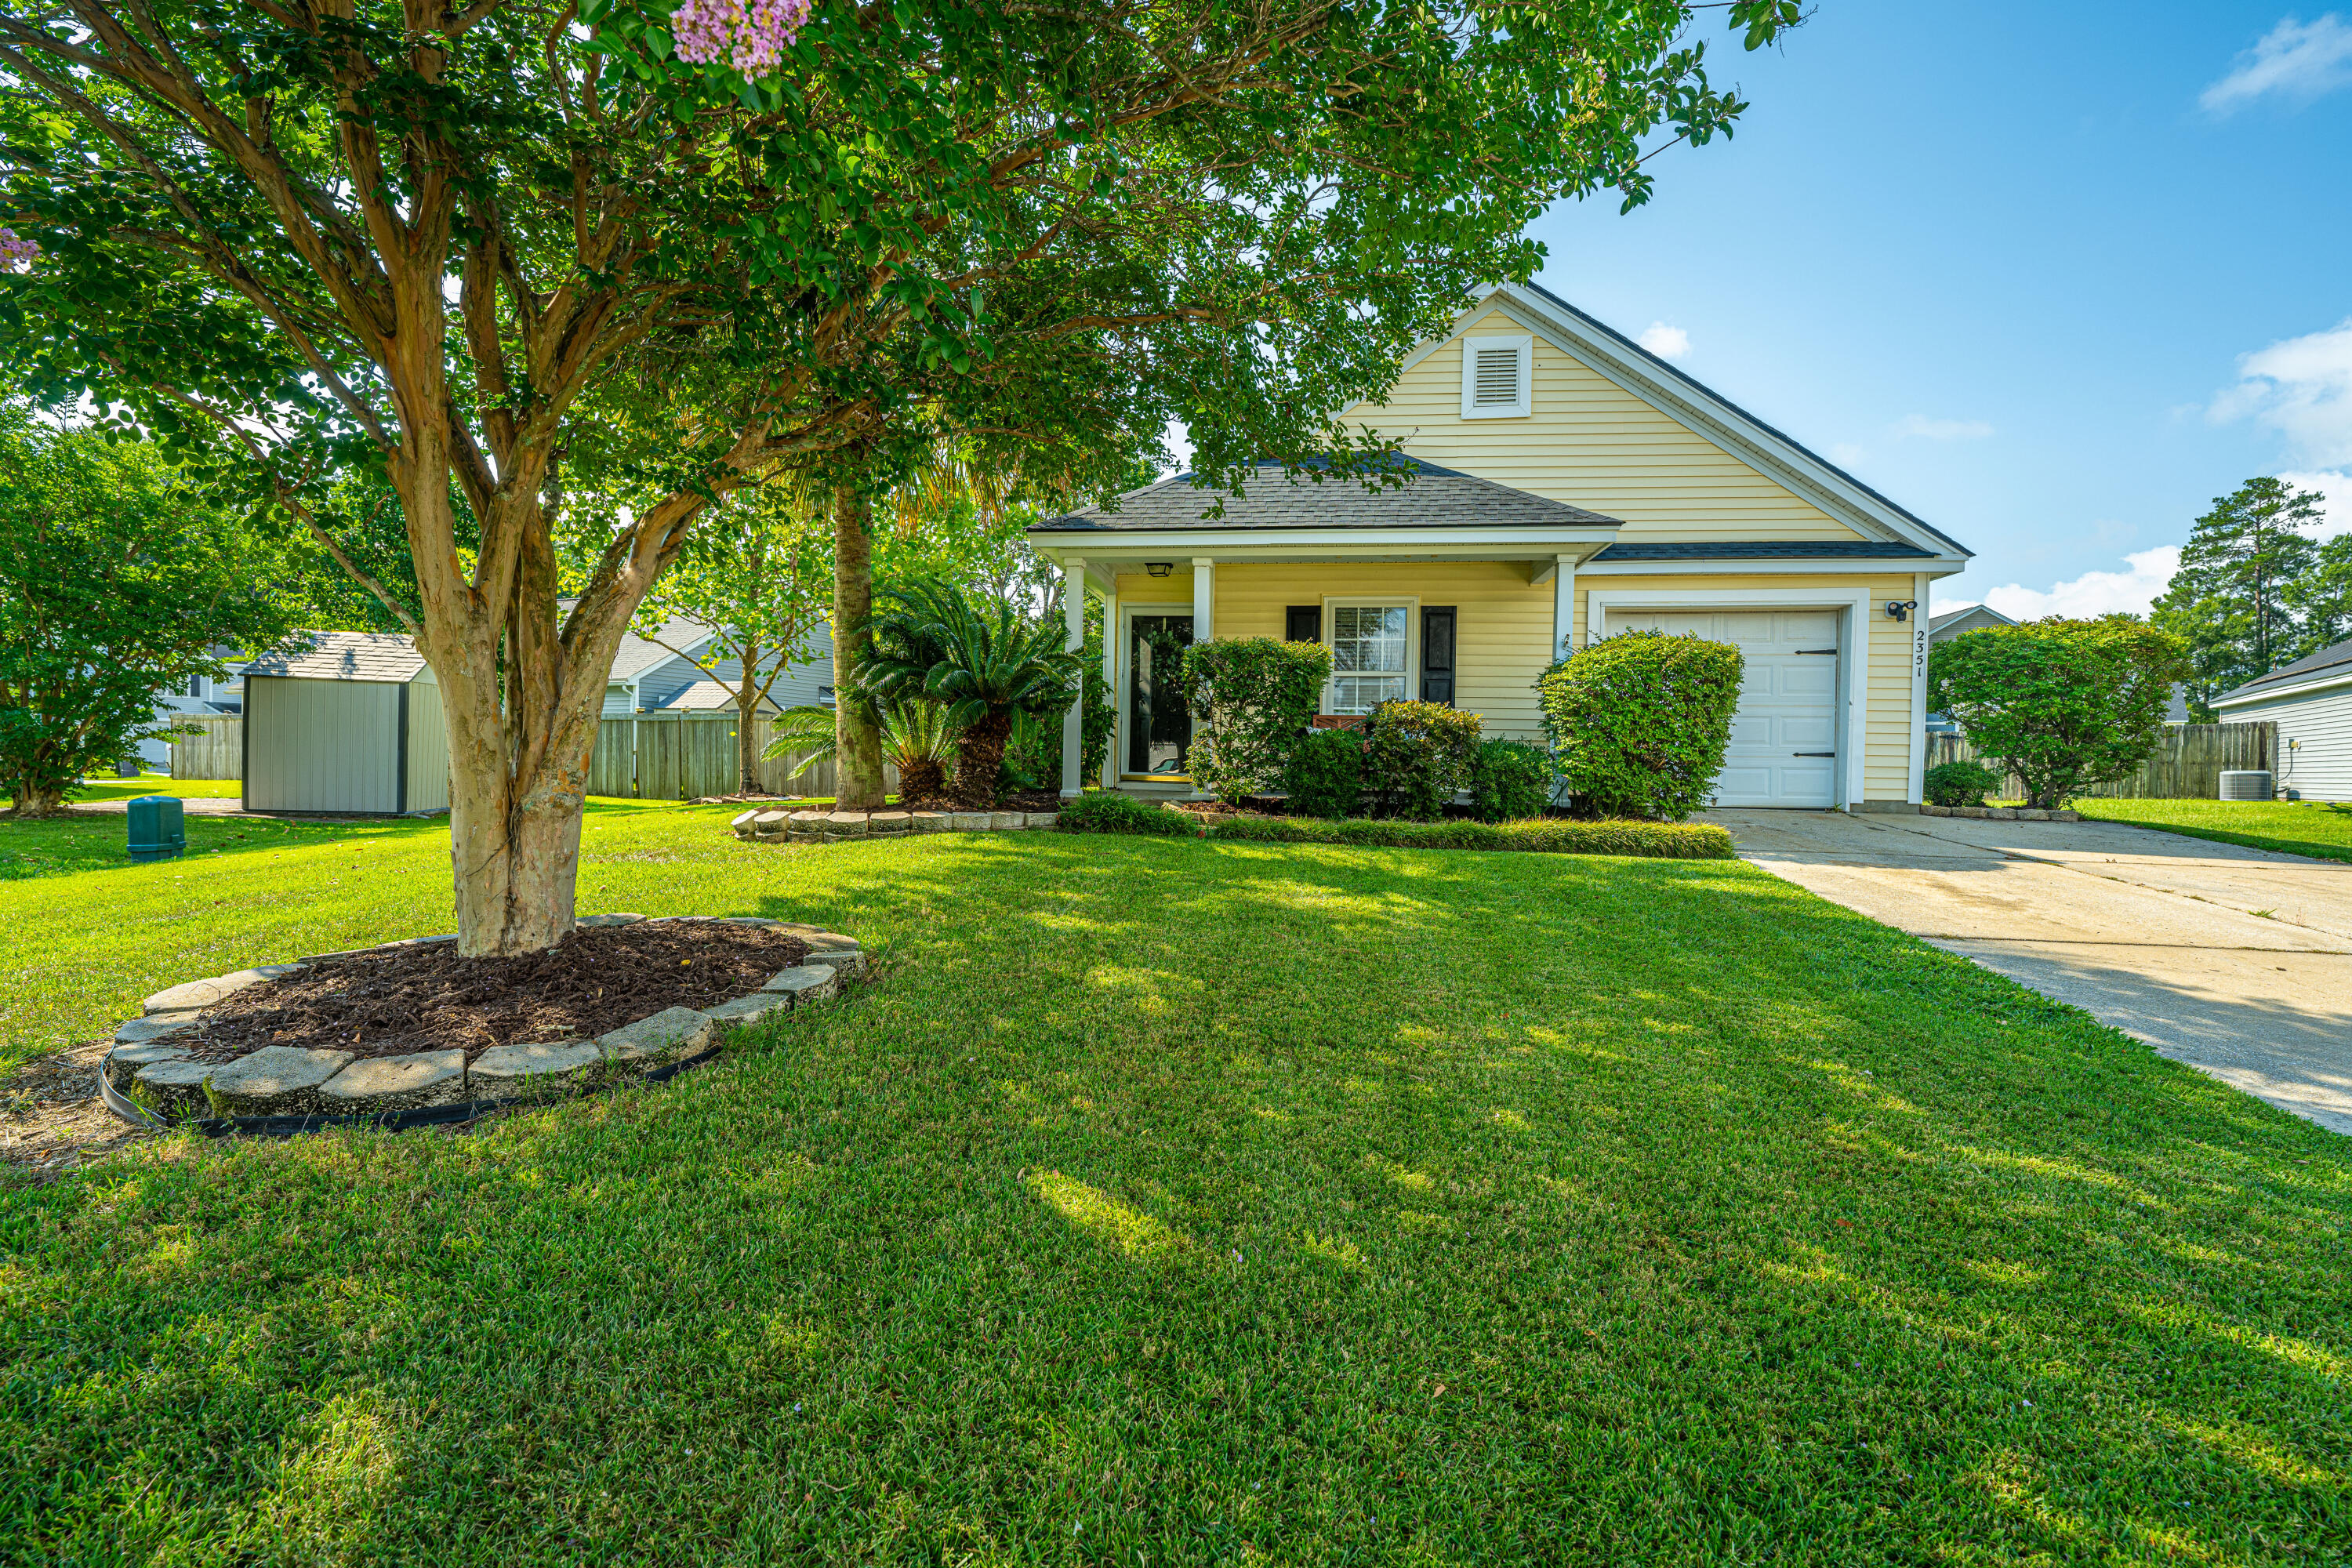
[
  {"left": 0, "top": 227, "right": 38, "bottom": 271},
  {"left": 670, "top": 0, "right": 811, "bottom": 75}
]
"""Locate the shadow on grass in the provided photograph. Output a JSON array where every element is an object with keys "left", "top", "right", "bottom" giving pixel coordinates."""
[{"left": 2, "top": 830, "right": 2345, "bottom": 1561}]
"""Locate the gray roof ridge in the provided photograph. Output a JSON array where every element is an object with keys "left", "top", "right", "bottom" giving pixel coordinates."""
[{"left": 2219, "top": 637, "right": 2352, "bottom": 701}]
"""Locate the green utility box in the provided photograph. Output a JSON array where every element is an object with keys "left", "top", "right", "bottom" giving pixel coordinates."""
[{"left": 126, "top": 795, "right": 187, "bottom": 862}]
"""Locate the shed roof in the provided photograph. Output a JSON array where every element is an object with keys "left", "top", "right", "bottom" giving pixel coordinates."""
[
  {"left": 1032, "top": 457, "right": 1618, "bottom": 534},
  {"left": 2216, "top": 638, "right": 2352, "bottom": 704},
  {"left": 242, "top": 631, "right": 426, "bottom": 683}
]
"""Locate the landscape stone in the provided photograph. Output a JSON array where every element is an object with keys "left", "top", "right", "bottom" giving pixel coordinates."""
[
  {"left": 470, "top": 1039, "right": 601, "bottom": 1100},
  {"left": 131, "top": 1058, "right": 216, "bottom": 1118},
  {"left": 114, "top": 1011, "right": 203, "bottom": 1046},
  {"left": 2053, "top": 809, "right": 2082, "bottom": 822},
  {"left": 203, "top": 1045, "right": 357, "bottom": 1116},
  {"left": 731, "top": 809, "right": 761, "bottom": 834},
  {"left": 105, "top": 1040, "right": 194, "bottom": 1092},
  {"left": 754, "top": 810, "right": 791, "bottom": 836},
  {"left": 143, "top": 962, "right": 304, "bottom": 1015},
  {"left": 721, "top": 916, "right": 781, "bottom": 927},
  {"left": 909, "top": 811, "right": 950, "bottom": 833},
  {"left": 700, "top": 993, "right": 794, "bottom": 1027},
  {"left": 1988, "top": 808, "right": 2018, "bottom": 821},
  {"left": 1023, "top": 812, "right": 1059, "bottom": 829},
  {"left": 597, "top": 1006, "right": 723, "bottom": 1073},
  {"left": 869, "top": 811, "right": 911, "bottom": 833},
  {"left": 823, "top": 811, "right": 871, "bottom": 834},
  {"left": 760, "top": 964, "right": 842, "bottom": 1003},
  {"left": 950, "top": 812, "right": 991, "bottom": 832},
  {"left": 1957, "top": 807, "right": 1989, "bottom": 819},
  {"left": 789, "top": 811, "right": 827, "bottom": 834},
  {"left": 319, "top": 1049, "right": 467, "bottom": 1111},
  {"left": 579, "top": 913, "right": 644, "bottom": 927},
  {"left": 988, "top": 811, "right": 1023, "bottom": 831},
  {"left": 2016, "top": 808, "right": 2050, "bottom": 822}
]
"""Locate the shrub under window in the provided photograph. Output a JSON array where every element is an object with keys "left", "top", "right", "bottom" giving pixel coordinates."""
[
  {"left": 1362, "top": 700, "right": 1483, "bottom": 820},
  {"left": 1537, "top": 631, "right": 1742, "bottom": 822},
  {"left": 1468, "top": 738, "right": 1555, "bottom": 822},
  {"left": 1284, "top": 726, "right": 1366, "bottom": 818}
]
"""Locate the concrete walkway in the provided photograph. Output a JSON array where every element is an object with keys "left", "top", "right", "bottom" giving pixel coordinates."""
[{"left": 1708, "top": 808, "right": 2352, "bottom": 1136}]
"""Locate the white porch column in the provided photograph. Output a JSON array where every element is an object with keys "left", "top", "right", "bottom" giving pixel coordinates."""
[
  {"left": 1060, "top": 557, "right": 1087, "bottom": 797},
  {"left": 1907, "top": 570, "right": 1930, "bottom": 805},
  {"left": 1098, "top": 585, "right": 1120, "bottom": 787},
  {"left": 1191, "top": 557, "right": 1215, "bottom": 643},
  {"left": 1552, "top": 554, "right": 1575, "bottom": 659}
]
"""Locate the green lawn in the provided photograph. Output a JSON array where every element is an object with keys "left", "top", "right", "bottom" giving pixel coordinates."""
[
  {"left": 2070, "top": 797, "right": 2352, "bottom": 864},
  {"left": 65, "top": 772, "right": 244, "bottom": 804},
  {"left": 1, "top": 805, "right": 2345, "bottom": 1563}
]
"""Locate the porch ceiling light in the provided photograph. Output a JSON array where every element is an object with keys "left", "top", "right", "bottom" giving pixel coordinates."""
[{"left": 1145, "top": 561, "right": 1173, "bottom": 577}]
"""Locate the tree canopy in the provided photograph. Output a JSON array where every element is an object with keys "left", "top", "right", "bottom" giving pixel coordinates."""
[
  {"left": 2151, "top": 476, "right": 2329, "bottom": 713},
  {"left": 1929, "top": 618, "right": 2190, "bottom": 810}
]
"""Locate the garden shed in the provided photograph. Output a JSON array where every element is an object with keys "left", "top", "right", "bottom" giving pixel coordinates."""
[{"left": 239, "top": 632, "right": 450, "bottom": 815}]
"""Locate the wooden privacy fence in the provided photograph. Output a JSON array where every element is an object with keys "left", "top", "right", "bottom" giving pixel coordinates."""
[
  {"left": 1927, "top": 722, "right": 2274, "bottom": 800},
  {"left": 167, "top": 715, "right": 242, "bottom": 780},
  {"left": 589, "top": 713, "right": 899, "bottom": 800},
  {"left": 168, "top": 710, "right": 900, "bottom": 799}
]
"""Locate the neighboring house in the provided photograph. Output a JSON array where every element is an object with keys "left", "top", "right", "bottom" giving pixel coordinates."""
[
  {"left": 2212, "top": 637, "right": 2352, "bottom": 801},
  {"left": 238, "top": 631, "right": 449, "bottom": 815},
  {"left": 601, "top": 616, "right": 835, "bottom": 717},
  {"left": 139, "top": 655, "right": 245, "bottom": 770},
  {"left": 1923, "top": 604, "right": 2015, "bottom": 733},
  {"left": 1029, "top": 279, "right": 1972, "bottom": 809}
]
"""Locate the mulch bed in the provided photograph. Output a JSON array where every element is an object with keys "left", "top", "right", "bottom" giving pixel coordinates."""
[
  {"left": 898, "top": 789, "right": 1066, "bottom": 814},
  {"left": 180, "top": 922, "right": 810, "bottom": 1065}
]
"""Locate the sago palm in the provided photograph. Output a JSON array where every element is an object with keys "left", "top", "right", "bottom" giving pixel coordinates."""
[
  {"left": 762, "top": 701, "right": 957, "bottom": 803},
  {"left": 859, "top": 581, "right": 1083, "bottom": 808}
]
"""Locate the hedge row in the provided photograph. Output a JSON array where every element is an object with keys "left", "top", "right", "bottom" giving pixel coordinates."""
[{"left": 1055, "top": 792, "right": 1733, "bottom": 859}]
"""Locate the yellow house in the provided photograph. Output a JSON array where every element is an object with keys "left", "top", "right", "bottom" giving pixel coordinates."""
[{"left": 1029, "top": 281, "right": 1970, "bottom": 811}]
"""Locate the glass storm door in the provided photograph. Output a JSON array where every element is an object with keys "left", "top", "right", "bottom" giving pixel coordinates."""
[{"left": 1127, "top": 615, "right": 1194, "bottom": 775}]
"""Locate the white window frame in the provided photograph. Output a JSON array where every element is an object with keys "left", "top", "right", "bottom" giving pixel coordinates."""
[
  {"left": 1460, "top": 333, "right": 1533, "bottom": 419},
  {"left": 1321, "top": 596, "right": 1418, "bottom": 713}
]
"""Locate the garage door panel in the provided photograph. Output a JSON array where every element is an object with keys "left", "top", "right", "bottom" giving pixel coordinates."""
[{"left": 1604, "top": 605, "right": 1842, "bottom": 809}]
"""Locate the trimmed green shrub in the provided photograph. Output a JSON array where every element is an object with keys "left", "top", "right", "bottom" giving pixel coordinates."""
[
  {"left": 1206, "top": 813, "right": 1733, "bottom": 859},
  {"left": 1924, "top": 758, "right": 2001, "bottom": 808},
  {"left": 1362, "top": 700, "right": 1484, "bottom": 819},
  {"left": 1468, "top": 738, "right": 1555, "bottom": 822},
  {"left": 1178, "top": 637, "right": 1334, "bottom": 804},
  {"left": 1284, "top": 726, "right": 1365, "bottom": 818},
  {"left": 1053, "top": 791, "right": 1196, "bottom": 837},
  {"left": 1537, "top": 631, "right": 1743, "bottom": 821},
  {"left": 1929, "top": 617, "right": 2190, "bottom": 808}
]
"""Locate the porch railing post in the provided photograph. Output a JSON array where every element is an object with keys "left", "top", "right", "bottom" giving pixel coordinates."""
[{"left": 1061, "top": 557, "right": 1087, "bottom": 797}]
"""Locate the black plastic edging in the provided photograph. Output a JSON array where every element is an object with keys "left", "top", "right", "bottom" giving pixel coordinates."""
[{"left": 99, "top": 1051, "right": 713, "bottom": 1140}]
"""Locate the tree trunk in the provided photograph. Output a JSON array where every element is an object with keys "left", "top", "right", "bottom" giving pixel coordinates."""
[
  {"left": 952, "top": 710, "right": 1012, "bottom": 808},
  {"left": 10, "top": 783, "right": 65, "bottom": 817},
  {"left": 833, "top": 482, "right": 886, "bottom": 810},
  {"left": 737, "top": 637, "right": 764, "bottom": 796}
]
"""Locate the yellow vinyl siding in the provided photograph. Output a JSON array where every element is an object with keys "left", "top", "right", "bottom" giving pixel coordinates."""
[
  {"left": 1344, "top": 310, "right": 1865, "bottom": 543},
  {"left": 1577, "top": 574, "right": 1921, "bottom": 801}
]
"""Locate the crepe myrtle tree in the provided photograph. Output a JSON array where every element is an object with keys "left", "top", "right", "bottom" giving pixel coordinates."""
[{"left": 0, "top": 0, "right": 1797, "bottom": 953}]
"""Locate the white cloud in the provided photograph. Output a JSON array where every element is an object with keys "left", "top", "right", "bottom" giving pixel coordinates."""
[
  {"left": 2212, "top": 318, "right": 2352, "bottom": 464},
  {"left": 1979, "top": 545, "right": 2182, "bottom": 620},
  {"left": 2280, "top": 467, "right": 2352, "bottom": 535},
  {"left": 1636, "top": 321, "right": 1690, "bottom": 360},
  {"left": 2201, "top": 13, "right": 2352, "bottom": 112},
  {"left": 1896, "top": 414, "right": 1994, "bottom": 441}
]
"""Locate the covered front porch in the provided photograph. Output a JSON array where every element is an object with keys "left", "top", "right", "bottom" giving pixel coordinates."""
[{"left": 1028, "top": 459, "right": 1622, "bottom": 797}]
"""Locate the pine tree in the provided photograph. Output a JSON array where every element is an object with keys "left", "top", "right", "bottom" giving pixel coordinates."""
[{"left": 2151, "top": 477, "right": 2325, "bottom": 709}]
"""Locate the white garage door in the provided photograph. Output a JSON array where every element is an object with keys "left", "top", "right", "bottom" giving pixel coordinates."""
[{"left": 1605, "top": 608, "right": 1842, "bottom": 808}]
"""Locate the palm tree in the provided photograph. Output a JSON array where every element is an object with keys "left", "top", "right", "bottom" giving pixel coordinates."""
[
  {"left": 762, "top": 701, "right": 957, "bottom": 804},
  {"left": 859, "top": 581, "right": 1083, "bottom": 808}
]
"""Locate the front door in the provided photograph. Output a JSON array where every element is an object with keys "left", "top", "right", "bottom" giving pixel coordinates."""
[{"left": 1127, "top": 614, "right": 1194, "bottom": 776}]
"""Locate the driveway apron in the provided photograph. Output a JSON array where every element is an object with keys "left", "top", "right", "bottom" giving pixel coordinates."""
[{"left": 1708, "top": 808, "right": 2352, "bottom": 1136}]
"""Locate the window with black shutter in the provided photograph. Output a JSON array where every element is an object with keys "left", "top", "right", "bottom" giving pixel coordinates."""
[
  {"left": 1285, "top": 604, "right": 1322, "bottom": 644},
  {"left": 1421, "top": 607, "right": 1456, "bottom": 706}
]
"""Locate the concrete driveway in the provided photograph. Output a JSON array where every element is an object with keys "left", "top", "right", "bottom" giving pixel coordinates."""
[{"left": 1709, "top": 808, "right": 2352, "bottom": 1135}]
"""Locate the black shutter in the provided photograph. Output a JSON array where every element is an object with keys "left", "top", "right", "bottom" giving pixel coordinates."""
[
  {"left": 1285, "top": 604, "right": 1322, "bottom": 644},
  {"left": 1421, "top": 607, "right": 1456, "bottom": 706}
]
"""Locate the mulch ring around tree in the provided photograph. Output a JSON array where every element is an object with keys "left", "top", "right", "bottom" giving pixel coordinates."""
[
  {"left": 899, "top": 789, "right": 1067, "bottom": 814},
  {"left": 180, "top": 921, "right": 810, "bottom": 1065}
]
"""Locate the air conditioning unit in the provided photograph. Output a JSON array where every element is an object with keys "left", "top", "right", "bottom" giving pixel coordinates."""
[{"left": 2218, "top": 769, "right": 2273, "bottom": 801}]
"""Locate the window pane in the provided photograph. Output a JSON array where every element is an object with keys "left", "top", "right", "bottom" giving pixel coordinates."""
[
  {"left": 1330, "top": 676, "right": 1405, "bottom": 714},
  {"left": 1331, "top": 604, "right": 1406, "bottom": 676}
]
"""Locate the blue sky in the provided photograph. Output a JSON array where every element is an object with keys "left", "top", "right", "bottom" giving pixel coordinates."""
[{"left": 1526, "top": 0, "right": 2352, "bottom": 616}]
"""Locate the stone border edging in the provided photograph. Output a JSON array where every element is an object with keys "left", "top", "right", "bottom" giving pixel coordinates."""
[
  {"left": 731, "top": 808, "right": 1058, "bottom": 842},
  {"left": 1919, "top": 805, "right": 2082, "bottom": 821},
  {"left": 99, "top": 914, "right": 865, "bottom": 1132}
]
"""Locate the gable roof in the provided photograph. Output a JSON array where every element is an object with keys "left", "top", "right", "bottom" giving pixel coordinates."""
[
  {"left": 1435, "top": 281, "right": 1969, "bottom": 560},
  {"left": 655, "top": 680, "right": 782, "bottom": 713},
  {"left": 242, "top": 631, "right": 425, "bottom": 683},
  {"left": 2215, "top": 637, "right": 2352, "bottom": 705},
  {"left": 1034, "top": 456, "right": 1617, "bottom": 533},
  {"left": 1929, "top": 604, "right": 2016, "bottom": 635},
  {"left": 610, "top": 616, "right": 713, "bottom": 681}
]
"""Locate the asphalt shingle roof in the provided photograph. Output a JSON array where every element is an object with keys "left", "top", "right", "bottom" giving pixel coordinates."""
[
  {"left": 2217, "top": 637, "right": 2352, "bottom": 702},
  {"left": 241, "top": 631, "right": 425, "bottom": 683},
  {"left": 1032, "top": 458, "right": 1619, "bottom": 533},
  {"left": 1591, "top": 540, "right": 1934, "bottom": 562}
]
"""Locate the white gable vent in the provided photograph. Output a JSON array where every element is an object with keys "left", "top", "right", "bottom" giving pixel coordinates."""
[{"left": 1460, "top": 333, "right": 1532, "bottom": 419}]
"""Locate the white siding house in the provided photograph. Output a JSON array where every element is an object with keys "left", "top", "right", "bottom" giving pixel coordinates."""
[
  {"left": 602, "top": 615, "right": 835, "bottom": 716},
  {"left": 2214, "top": 639, "right": 2352, "bottom": 801},
  {"left": 240, "top": 632, "right": 450, "bottom": 815}
]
